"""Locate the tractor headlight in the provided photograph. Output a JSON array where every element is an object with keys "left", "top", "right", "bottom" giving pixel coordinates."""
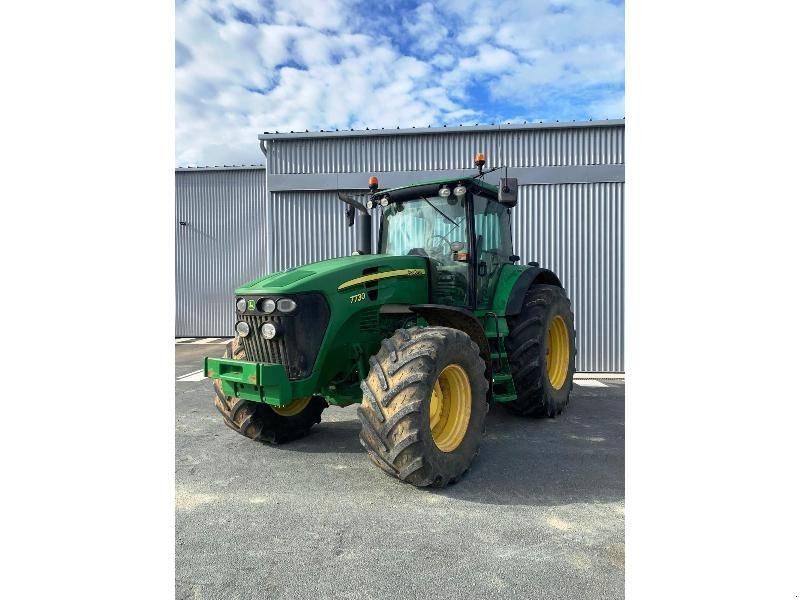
[
  {"left": 380, "top": 196, "right": 389, "bottom": 207},
  {"left": 261, "top": 323, "right": 277, "bottom": 339},
  {"left": 236, "top": 298, "right": 247, "bottom": 312},
  {"left": 235, "top": 321, "right": 250, "bottom": 337},
  {"left": 366, "top": 199, "right": 375, "bottom": 210},
  {"left": 453, "top": 185, "right": 467, "bottom": 197},
  {"left": 260, "top": 298, "right": 276, "bottom": 314},
  {"left": 277, "top": 298, "right": 297, "bottom": 313},
  {"left": 438, "top": 187, "right": 451, "bottom": 198}
]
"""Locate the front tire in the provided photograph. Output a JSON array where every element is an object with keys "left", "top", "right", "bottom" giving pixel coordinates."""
[
  {"left": 358, "top": 326, "right": 489, "bottom": 488},
  {"left": 504, "top": 284, "right": 577, "bottom": 417},
  {"left": 212, "top": 337, "right": 325, "bottom": 443}
]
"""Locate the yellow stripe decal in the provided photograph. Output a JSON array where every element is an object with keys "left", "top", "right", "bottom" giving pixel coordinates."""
[{"left": 338, "top": 268, "right": 426, "bottom": 291}]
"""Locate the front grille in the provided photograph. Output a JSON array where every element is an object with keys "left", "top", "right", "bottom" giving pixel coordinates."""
[
  {"left": 241, "top": 314, "right": 289, "bottom": 365},
  {"left": 237, "top": 293, "right": 330, "bottom": 380}
]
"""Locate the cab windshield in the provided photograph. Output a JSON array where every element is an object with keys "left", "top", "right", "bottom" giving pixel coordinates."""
[
  {"left": 379, "top": 195, "right": 467, "bottom": 260},
  {"left": 380, "top": 195, "right": 470, "bottom": 306}
]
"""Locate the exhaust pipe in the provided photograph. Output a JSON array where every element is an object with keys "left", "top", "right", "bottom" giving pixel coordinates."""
[
  {"left": 337, "top": 176, "right": 379, "bottom": 255},
  {"left": 356, "top": 210, "right": 372, "bottom": 255}
]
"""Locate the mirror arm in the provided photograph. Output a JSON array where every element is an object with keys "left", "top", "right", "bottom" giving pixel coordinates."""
[{"left": 337, "top": 191, "right": 369, "bottom": 214}]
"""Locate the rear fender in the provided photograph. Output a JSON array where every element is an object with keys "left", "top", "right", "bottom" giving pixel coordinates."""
[{"left": 504, "top": 267, "right": 562, "bottom": 316}]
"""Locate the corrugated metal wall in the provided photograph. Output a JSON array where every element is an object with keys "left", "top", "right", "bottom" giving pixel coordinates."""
[
  {"left": 176, "top": 123, "right": 624, "bottom": 371},
  {"left": 269, "top": 126, "right": 624, "bottom": 173},
  {"left": 512, "top": 183, "right": 624, "bottom": 372},
  {"left": 176, "top": 169, "right": 268, "bottom": 336}
]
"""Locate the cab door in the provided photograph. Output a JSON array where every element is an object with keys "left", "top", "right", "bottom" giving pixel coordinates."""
[{"left": 473, "top": 195, "right": 514, "bottom": 309}]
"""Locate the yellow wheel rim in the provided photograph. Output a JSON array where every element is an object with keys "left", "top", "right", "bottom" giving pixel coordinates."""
[
  {"left": 271, "top": 396, "right": 311, "bottom": 417},
  {"left": 545, "top": 315, "right": 570, "bottom": 390},
  {"left": 429, "top": 364, "right": 472, "bottom": 453}
]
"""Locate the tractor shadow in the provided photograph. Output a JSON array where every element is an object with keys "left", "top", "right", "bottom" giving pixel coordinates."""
[
  {"left": 280, "top": 387, "right": 625, "bottom": 508},
  {"left": 289, "top": 418, "right": 365, "bottom": 454},
  {"left": 435, "top": 386, "right": 625, "bottom": 507}
]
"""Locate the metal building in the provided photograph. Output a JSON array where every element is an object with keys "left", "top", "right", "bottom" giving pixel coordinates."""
[{"left": 176, "top": 120, "right": 624, "bottom": 372}]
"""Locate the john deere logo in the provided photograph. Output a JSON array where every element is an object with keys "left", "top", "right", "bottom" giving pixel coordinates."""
[{"left": 247, "top": 299, "right": 256, "bottom": 311}]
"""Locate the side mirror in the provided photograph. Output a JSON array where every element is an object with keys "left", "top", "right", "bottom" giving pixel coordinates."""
[
  {"left": 338, "top": 191, "right": 360, "bottom": 227},
  {"left": 499, "top": 177, "right": 518, "bottom": 207}
]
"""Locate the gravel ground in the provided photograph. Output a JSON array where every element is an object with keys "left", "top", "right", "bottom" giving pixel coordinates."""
[{"left": 176, "top": 342, "right": 624, "bottom": 600}]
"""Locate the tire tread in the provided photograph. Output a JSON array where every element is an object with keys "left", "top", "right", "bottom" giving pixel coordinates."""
[{"left": 358, "top": 326, "right": 488, "bottom": 488}]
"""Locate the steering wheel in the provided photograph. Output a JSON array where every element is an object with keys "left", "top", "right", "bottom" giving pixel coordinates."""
[{"left": 426, "top": 234, "right": 451, "bottom": 256}]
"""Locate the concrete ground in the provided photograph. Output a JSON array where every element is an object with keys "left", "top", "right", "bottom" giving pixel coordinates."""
[{"left": 176, "top": 342, "right": 624, "bottom": 600}]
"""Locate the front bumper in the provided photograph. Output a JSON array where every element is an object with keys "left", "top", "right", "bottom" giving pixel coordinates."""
[{"left": 204, "top": 357, "right": 292, "bottom": 407}]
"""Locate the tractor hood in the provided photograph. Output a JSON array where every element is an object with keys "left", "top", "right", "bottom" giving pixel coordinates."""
[
  {"left": 236, "top": 254, "right": 429, "bottom": 296},
  {"left": 228, "top": 253, "right": 431, "bottom": 403}
]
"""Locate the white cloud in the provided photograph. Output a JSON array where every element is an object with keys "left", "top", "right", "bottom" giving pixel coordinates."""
[
  {"left": 453, "top": 46, "right": 519, "bottom": 76},
  {"left": 403, "top": 3, "right": 450, "bottom": 54},
  {"left": 175, "top": 0, "right": 624, "bottom": 165},
  {"left": 459, "top": 22, "right": 493, "bottom": 46},
  {"left": 435, "top": 0, "right": 624, "bottom": 91},
  {"left": 272, "top": 0, "right": 351, "bottom": 30}
]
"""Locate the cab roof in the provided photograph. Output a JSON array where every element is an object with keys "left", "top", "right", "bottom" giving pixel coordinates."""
[{"left": 372, "top": 176, "right": 498, "bottom": 202}]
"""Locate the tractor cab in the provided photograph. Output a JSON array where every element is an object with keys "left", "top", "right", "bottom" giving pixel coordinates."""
[{"left": 371, "top": 172, "right": 518, "bottom": 311}]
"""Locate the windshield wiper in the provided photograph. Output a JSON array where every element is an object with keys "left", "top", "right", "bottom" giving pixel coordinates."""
[{"left": 421, "top": 197, "right": 458, "bottom": 226}]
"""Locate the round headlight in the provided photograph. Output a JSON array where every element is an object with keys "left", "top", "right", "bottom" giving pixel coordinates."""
[
  {"left": 261, "top": 323, "right": 277, "bottom": 339},
  {"left": 260, "top": 298, "right": 276, "bottom": 314},
  {"left": 380, "top": 196, "right": 389, "bottom": 207},
  {"left": 366, "top": 199, "right": 375, "bottom": 210},
  {"left": 438, "top": 187, "right": 451, "bottom": 198},
  {"left": 277, "top": 298, "right": 297, "bottom": 313},
  {"left": 235, "top": 321, "right": 250, "bottom": 337},
  {"left": 453, "top": 185, "right": 467, "bottom": 197},
  {"left": 236, "top": 298, "right": 247, "bottom": 312}
]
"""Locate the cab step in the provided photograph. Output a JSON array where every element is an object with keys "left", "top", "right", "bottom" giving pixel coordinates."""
[
  {"left": 485, "top": 328, "right": 509, "bottom": 339},
  {"left": 484, "top": 319, "right": 509, "bottom": 339},
  {"left": 493, "top": 373, "right": 513, "bottom": 384},
  {"left": 492, "top": 393, "right": 518, "bottom": 403}
]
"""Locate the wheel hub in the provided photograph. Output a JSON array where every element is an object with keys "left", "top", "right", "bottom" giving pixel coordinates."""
[
  {"left": 429, "top": 364, "right": 472, "bottom": 452},
  {"left": 271, "top": 396, "right": 311, "bottom": 417},
  {"left": 545, "top": 315, "right": 570, "bottom": 389}
]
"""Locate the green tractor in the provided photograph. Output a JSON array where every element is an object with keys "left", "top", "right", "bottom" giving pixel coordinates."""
[{"left": 205, "top": 153, "right": 576, "bottom": 488}]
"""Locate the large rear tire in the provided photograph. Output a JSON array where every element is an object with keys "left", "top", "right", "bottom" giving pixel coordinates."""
[
  {"left": 358, "top": 326, "right": 489, "bottom": 488},
  {"left": 504, "top": 284, "right": 576, "bottom": 417},
  {"left": 212, "top": 337, "right": 325, "bottom": 443}
]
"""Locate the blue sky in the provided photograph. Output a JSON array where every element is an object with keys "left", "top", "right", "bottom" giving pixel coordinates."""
[{"left": 176, "top": 0, "right": 624, "bottom": 166}]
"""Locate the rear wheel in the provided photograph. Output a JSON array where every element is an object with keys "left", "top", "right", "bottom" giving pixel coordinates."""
[
  {"left": 504, "top": 284, "right": 576, "bottom": 417},
  {"left": 358, "top": 326, "right": 489, "bottom": 487},
  {"left": 212, "top": 337, "right": 325, "bottom": 443}
]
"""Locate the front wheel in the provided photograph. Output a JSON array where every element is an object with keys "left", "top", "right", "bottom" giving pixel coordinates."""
[
  {"left": 358, "top": 326, "right": 489, "bottom": 488},
  {"left": 212, "top": 336, "right": 325, "bottom": 443}
]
